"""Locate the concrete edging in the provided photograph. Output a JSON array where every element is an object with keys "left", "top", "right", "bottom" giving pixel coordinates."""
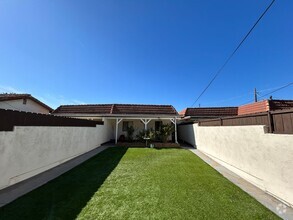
[{"left": 183, "top": 147, "right": 293, "bottom": 220}]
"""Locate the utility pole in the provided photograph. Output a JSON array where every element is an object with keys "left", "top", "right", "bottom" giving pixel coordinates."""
[{"left": 254, "top": 88, "right": 258, "bottom": 102}]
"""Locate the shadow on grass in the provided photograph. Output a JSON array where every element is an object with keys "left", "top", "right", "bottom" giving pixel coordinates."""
[{"left": 0, "top": 147, "right": 128, "bottom": 220}]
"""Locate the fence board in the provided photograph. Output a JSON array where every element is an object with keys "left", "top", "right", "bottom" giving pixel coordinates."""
[
  {"left": 198, "top": 108, "right": 293, "bottom": 134},
  {"left": 0, "top": 109, "right": 102, "bottom": 131},
  {"left": 273, "top": 114, "right": 284, "bottom": 134},
  {"left": 282, "top": 113, "right": 293, "bottom": 134}
]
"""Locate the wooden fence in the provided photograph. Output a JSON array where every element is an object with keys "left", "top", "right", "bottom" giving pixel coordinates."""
[
  {"left": 0, "top": 108, "right": 103, "bottom": 131},
  {"left": 198, "top": 108, "right": 293, "bottom": 134}
]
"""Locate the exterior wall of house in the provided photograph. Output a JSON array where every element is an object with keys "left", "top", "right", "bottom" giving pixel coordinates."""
[
  {"left": 178, "top": 123, "right": 293, "bottom": 207},
  {"left": 0, "top": 99, "right": 50, "bottom": 114},
  {"left": 0, "top": 122, "right": 113, "bottom": 190},
  {"left": 115, "top": 119, "right": 173, "bottom": 141}
]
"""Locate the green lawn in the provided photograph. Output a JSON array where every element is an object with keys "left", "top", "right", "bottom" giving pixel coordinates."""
[{"left": 0, "top": 147, "right": 279, "bottom": 220}]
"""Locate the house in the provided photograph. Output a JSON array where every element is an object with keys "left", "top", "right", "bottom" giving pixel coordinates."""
[
  {"left": 179, "top": 107, "right": 238, "bottom": 123},
  {"left": 238, "top": 99, "right": 293, "bottom": 115},
  {"left": 53, "top": 104, "right": 179, "bottom": 144},
  {"left": 0, "top": 93, "right": 53, "bottom": 114}
]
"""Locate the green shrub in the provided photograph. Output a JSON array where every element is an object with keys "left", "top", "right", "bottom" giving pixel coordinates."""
[
  {"left": 158, "top": 124, "right": 174, "bottom": 143},
  {"left": 126, "top": 126, "right": 135, "bottom": 142}
]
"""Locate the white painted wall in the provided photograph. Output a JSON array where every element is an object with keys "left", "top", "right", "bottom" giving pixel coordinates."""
[
  {"left": 0, "top": 122, "right": 113, "bottom": 190},
  {"left": 178, "top": 123, "right": 293, "bottom": 207},
  {"left": 0, "top": 99, "right": 50, "bottom": 114}
]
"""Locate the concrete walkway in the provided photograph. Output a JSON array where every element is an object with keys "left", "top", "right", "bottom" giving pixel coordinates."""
[{"left": 182, "top": 146, "right": 293, "bottom": 220}]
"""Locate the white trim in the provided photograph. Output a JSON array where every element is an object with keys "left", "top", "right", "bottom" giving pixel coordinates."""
[
  {"left": 170, "top": 118, "right": 178, "bottom": 143},
  {"left": 174, "top": 117, "right": 178, "bottom": 143},
  {"left": 108, "top": 117, "right": 177, "bottom": 120},
  {"left": 140, "top": 119, "right": 152, "bottom": 130}
]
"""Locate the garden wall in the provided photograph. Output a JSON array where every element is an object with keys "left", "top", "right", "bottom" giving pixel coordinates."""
[
  {"left": 178, "top": 123, "right": 293, "bottom": 207},
  {"left": 0, "top": 120, "right": 113, "bottom": 191}
]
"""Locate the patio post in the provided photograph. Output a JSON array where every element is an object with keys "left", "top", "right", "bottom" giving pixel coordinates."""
[
  {"left": 174, "top": 117, "right": 178, "bottom": 144},
  {"left": 115, "top": 118, "right": 123, "bottom": 144},
  {"left": 170, "top": 118, "right": 178, "bottom": 144},
  {"left": 140, "top": 119, "right": 152, "bottom": 130},
  {"left": 140, "top": 119, "right": 151, "bottom": 131}
]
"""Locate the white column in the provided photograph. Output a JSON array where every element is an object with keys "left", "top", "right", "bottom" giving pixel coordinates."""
[
  {"left": 115, "top": 118, "right": 122, "bottom": 144},
  {"left": 140, "top": 119, "right": 151, "bottom": 131},
  {"left": 170, "top": 118, "right": 178, "bottom": 144},
  {"left": 174, "top": 117, "right": 178, "bottom": 144}
]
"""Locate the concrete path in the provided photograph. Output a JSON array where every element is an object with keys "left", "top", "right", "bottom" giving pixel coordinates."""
[{"left": 182, "top": 146, "right": 293, "bottom": 220}]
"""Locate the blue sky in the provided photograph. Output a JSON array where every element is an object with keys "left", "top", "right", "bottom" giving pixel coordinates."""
[{"left": 0, "top": 0, "right": 292, "bottom": 111}]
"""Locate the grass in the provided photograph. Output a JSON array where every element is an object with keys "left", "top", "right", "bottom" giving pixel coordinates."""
[{"left": 0, "top": 147, "right": 279, "bottom": 220}]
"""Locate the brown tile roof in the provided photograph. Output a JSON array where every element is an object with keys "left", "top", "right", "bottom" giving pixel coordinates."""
[
  {"left": 0, "top": 93, "right": 53, "bottom": 111},
  {"left": 53, "top": 104, "right": 178, "bottom": 115},
  {"left": 53, "top": 104, "right": 113, "bottom": 114},
  {"left": 181, "top": 107, "right": 238, "bottom": 117}
]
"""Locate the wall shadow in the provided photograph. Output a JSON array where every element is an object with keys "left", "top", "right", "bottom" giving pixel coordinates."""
[{"left": 0, "top": 147, "right": 128, "bottom": 220}]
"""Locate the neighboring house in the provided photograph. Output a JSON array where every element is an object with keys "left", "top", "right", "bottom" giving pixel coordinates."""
[
  {"left": 179, "top": 107, "right": 238, "bottom": 123},
  {"left": 0, "top": 93, "right": 53, "bottom": 114},
  {"left": 53, "top": 104, "right": 179, "bottom": 144},
  {"left": 238, "top": 99, "right": 293, "bottom": 115}
]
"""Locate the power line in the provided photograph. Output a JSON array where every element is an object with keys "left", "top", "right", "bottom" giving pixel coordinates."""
[
  {"left": 242, "top": 82, "right": 293, "bottom": 105},
  {"left": 258, "top": 82, "right": 293, "bottom": 99},
  {"left": 200, "top": 83, "right": 292, "bottom": 106},
  {"left": 191, "top": 0, "right": 276, "bottom": 107}
]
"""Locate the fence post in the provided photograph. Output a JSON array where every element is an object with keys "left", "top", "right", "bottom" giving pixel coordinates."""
[
  {"left": 220, "top": 118, "right": 223, "bottom": 126},
  {"left": 267, "top": 111, "right": 274, "bottom": 133}
]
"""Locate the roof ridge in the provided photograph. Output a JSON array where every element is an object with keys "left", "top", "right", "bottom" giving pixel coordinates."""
[
  {"left": 113, "top": 103, "right": 173, "bottom": 106},
  {"left": 58, "top": 104, "right": 113, "bottom": 107},
  {"left": 187, "top": 106, "right": 238, "bottom": 109}
]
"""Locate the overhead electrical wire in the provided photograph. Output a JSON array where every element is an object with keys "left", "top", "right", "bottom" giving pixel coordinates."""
[
  {"left": 202, "top": 83, "right": 291, "bottom": 106},
  {"left": 242, "top": 82, "right": 293, "bottom": 105},
  {"left": 191, "top": 0, "right": 276, "bottom": 107}
]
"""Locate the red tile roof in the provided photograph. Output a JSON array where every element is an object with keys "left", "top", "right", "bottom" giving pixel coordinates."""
[
  {"left": 53, "top": 104, "right": 178, "bottom": 115},
  {"left": 238, "top": 99, "right": 293, "bottom": 115},
  {"left": 0, "top": 93, "right": 53, "bottom": 111},
  {"left": 180, "top": 107, "right": 238, "bottom": 117},
  {"left": 238, "top": 100, "right": 269, "bottom": 115}
]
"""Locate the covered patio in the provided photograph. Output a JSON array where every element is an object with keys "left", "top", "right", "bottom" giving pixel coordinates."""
[{"left": 106, "top": 116, "right": 178, "bottom": 144}]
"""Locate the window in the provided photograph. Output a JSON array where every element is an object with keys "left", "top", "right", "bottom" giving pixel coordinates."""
[
  {"left": 155, "top": 121, "right": 162, "bottom": 131},
  {"left": 23, "top": 98, "right": 27, "bottom": 105},
  {"left": 122, "top": 121, "right": 133, "bottom": 131}
]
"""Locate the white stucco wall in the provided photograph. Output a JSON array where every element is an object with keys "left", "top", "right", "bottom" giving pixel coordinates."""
[
  {"left": 178, "top": 123, "right": 293, "bottom": 207},
  {"left": 0, "top": 122, "right": 113, "bottom": 190},
  {"left": 0, "top": 99, "right": 50, "bottom": 114}
]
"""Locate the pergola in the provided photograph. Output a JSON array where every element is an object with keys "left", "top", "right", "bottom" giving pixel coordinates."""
[{"left": 107, "top": 116, "right": 178, "bottom": 144}]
